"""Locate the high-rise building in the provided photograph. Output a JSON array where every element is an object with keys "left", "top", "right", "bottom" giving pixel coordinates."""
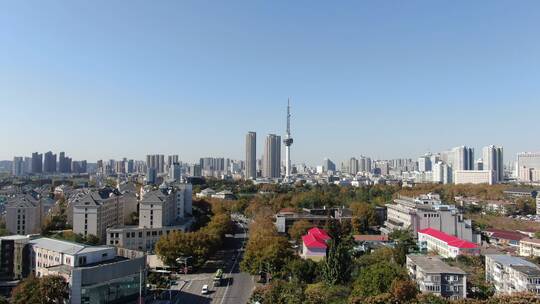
[
  {"left": 483, "top": 145, "right": 504, "bottom": 183},
  {"left": 322, "top": 158, "right": 336, "bottom": 173},
  {"left": 146, "top": 154, "right": 165, "bottom": 174},
  {"left": 245, "top": 131, "right": 257, "bottom": 179},
  {"left": 12, "top": 157, "right": 24, "bottom": 176},
  {"left": 31, "top": 152, "right": 43, "bottom": 174},
  {"left": 359, "top": 156, "right": 372, "bottom": 173},
  {"left": 349, "top": 157, "right": 359, "bottom": 175},
  {"left": 516, "top": 152, "right": 540, "bottom": 182},
  {"left": 451, "top": 146, "right": 474, "bottom": 171},
  {"left": 58, "top": 152, "right": 72, "bottom": 173},
  {"left": 43, "top": 151, "right": 57, "bottom": 173},
  {"left": 263, "top": 134, "right": 281, "bottom": 178},
  {"left": 71, "top": 160, "right": 87, "bottom": 174},
  {"left": 418, "top": 154, "right": 432, "bottom": 172},
  {"left": 476, "top": 159, "right": 484, "bottom": 171},
  {"left": 127, "top": 159, "right": 135, "bottom": 173}
]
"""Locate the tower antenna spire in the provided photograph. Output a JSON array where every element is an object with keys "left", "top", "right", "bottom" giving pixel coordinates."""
[{"left": 284, "top": 98, "right": 293, "bottom": 180}]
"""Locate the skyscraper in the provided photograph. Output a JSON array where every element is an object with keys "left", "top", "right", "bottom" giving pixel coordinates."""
[
  {"left": 263, "top": 134, "right": 281, "bottom": 178},
  {"left": 31, "top": 152, "right": 43, "bottom": 174},
  {"left": 245, "top": 132, "right": 257, "bottom": 179},
  {"left": 12, "top": 157, "right": 24, "bottom": 176},
  {"left": 322, "top": 158, "right": 336, "bottom": 173},
  {"left": 516, "top": 152, "right": 540, "bottom": 182},
  {"left": 418, "top": 154, "right": 432, "bottom": 172},
  {"left": 482, "top": 145, "right": 504, "bottom": 183},
  {"left": 43, "top": 151, "right": 57, "bottom": 173},
  {"left": 349, "top": 157, "right": 359, "bottom": 175},
  {"left": 451, "top": 146, "right": 474, "bottom": 171}
]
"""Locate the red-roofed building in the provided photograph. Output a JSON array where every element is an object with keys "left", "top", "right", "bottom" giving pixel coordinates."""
[
  {"left": 484, "top": 228, "right": 526, "bottom": 247},
  {"left": 301, "top": 227, "right": 331, "bottom": 261},
  {"left": 418, "top": 228, "right": 480, "bottom": 258}
]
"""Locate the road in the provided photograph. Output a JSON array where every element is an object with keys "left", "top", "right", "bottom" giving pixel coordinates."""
[{"left": 172, "top": 215, "right": 255, "bottom": 304}]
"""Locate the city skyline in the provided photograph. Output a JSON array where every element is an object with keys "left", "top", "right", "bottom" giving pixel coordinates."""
[{"left": 2, "top": 1, "right": 540, "bottom": 164}]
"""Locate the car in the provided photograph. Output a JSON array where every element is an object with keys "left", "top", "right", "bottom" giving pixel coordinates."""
[{"left": 201, "top": 284, "right": 209, "bottom": 294}]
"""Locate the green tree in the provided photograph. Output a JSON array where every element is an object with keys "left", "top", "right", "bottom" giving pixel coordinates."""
[
  {"left": 283, "top": 258, "right": 318, "bottom": 284},
  {"left": 350, "top": 261, "right": 407, "bottom": 300},
  {"left": 304, "top": 282, "right": 349, "bottom": 304},
  {"left": 12, "top": 275, "right": 68, "bottom": 304},
  {"left": 321, "top": 237, "right": 353, "bottom": 285}
]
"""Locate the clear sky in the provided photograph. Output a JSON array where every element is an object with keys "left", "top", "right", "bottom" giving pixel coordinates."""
[{"left": 1, "top": 1, "right": 539, "bottom": 165}]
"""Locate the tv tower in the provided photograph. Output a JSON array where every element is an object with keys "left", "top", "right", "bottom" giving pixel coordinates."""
[{"left": 284, "top": 98, "right": 293, "bottom": 179}]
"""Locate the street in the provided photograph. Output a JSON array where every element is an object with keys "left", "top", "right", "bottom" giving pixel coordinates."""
[{"left": 169, "top": 215, "right": 255, "bottom": 304}]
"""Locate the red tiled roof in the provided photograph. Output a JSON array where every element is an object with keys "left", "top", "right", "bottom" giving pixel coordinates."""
[
  {"left": 418, "top": 228, "right": 478, "bottom": 249},
  {"left": 484, "top": 228, "right": 526, "bottom": 241},
  {"left": 308, "top": 227, "right": 331, "bottom": 241},
  {"left": 302, "top": 234, "right": 327, "bottom": 249}
]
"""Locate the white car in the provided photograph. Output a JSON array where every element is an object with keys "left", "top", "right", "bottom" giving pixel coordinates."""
[{"left": 201, "top": 284, "right": 209, "bottom": 294}]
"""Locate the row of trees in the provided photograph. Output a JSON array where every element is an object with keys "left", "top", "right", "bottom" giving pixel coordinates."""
[{"left": 155, "top": 206, "right": 235, "bottom": 267}]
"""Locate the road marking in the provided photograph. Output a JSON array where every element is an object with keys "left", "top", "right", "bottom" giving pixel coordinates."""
[{"left": 219, "top": 222, "right": 247, "bottom": 304}]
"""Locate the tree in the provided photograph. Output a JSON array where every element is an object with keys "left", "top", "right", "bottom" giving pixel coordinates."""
[
  {"left": 12, "top": 275, "right": 68, "bottom": 304},
  {"left": 390, "top": 279, "right": 418, "bottom": 302},
  {"left": 350, "top": 261, "right": 407, "bottom": 300},
  {"left": 288, "top": 220, "right": 313, "bottom": 242},
  {"left": 241, "top": 218, "right": 292, "bottom": 275},
  {"left": 350, "top": 202, "right": 378, "bottom": 233},
  {"left": 283, "top": 258, "right": 318, "bottom": 284},
  {"left": 0, "top": 296, "right": 8, "bottom": 304},
  {"left": 321, "top": 237, "right": 353, "bottom": 285},
  {"left": 304, "top": 282, "right": 349, "bottom": 304}
]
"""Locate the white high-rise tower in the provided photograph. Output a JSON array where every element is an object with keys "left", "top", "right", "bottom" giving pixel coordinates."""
[{"left": 283, "top": 99, "right": 293, "bottom": 179}]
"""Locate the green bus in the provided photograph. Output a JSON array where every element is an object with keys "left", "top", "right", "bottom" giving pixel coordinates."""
[{"left": 213, "top": 269, "right": 224, "bottom": 286}]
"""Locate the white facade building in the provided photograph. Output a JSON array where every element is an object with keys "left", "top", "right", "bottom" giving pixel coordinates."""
[
  {"left": 453, "top": 170, "right": 494, "bottom": 185},
  {"left": 485, "top": 255, "right": 540, "bottom": 295}
]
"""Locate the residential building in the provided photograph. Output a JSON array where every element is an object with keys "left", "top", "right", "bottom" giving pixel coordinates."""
[
  {"left": 453, "top": 170, "right": 494, "bottom": 185},
  {"left": 349, "top": 157, "right": 359, "bottom": 175},
  {"left": 263, "top": 134, "right": 281, "bottom": 178},
  {"left": 301, "top": 227, "right": 330, "bottom": 261},
  {"left": 0, "top": 235, "right": 32, "bottom": 281},
  {"left": 418, "top": 154, "right": 432, "bottom": 172},
  {"left": 43, "top": 151, "right": 57, "bottom": 173},
  {"left": 483, "top": 228, "right": 525, "bottom": 247},
  {"left": 11, "top": 157, "right": 24, "bottom": 176},
  {"left": 5, "top": 194, "right": 43, "bottom": 235},
  {"left": 482, "top": 145, "right": 504, "bottom": 183},
  {"left": 406, "top": 255, "right": 467, "bottom": 300},
  {"left": 72, "top": 187, "right": 138, "bottom": 241},
  {"left": 107, "top": 183, "right": 193, "bottom": 251},
  {"left": 382, "top": 195, "right": 478, "bottom": 243},
  {"left": 29, "top": 237, "right": 145, "bottom": 304},
  {"left": 417, "top": 228, "right": 480, "bottom": 258},
  {"left": 485, "top": 254, "right": 540, "bottom": 295},
  {"left": 31, "top": 152, "right": 43, "bottom": 174},
  {"left": 517, "top": 152, "right": 540, "bottom": 182},
  {"left": 519, "top": 238, "right": 540, "bottom": 257},
  {"left": 245, "top": 131, "right": 257, "bottom": 179},
  {"left": 146, "top": 154, "right": 165, "bottom": 174}
]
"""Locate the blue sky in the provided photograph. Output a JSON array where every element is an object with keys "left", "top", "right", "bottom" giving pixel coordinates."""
[{"left": 1, "top": 1, "right": 539, "bottom": 165}]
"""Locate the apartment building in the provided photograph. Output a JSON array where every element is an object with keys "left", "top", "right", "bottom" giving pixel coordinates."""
[
  {"left": 72, "top": 187, "right": 138, "bottom": 242},
  {"left": 4, "top": 194, "right": 43, "bottom": 235},
  {"left": 106, "top": 183, "right": 193, "bottom": 251},
  {"left": 406, "top": 255, "right": 467, "bottom": 300},
  {"left": 0, "top": 235, "right": 32, "bottom": 281},
  {"left": 485, "top": 254, "right": 540, "bottom": 295},
  {"left": 382, "top": 194, "right": 479, "bottom": 243},
  {"left": 418, "top": 228, "right": 480, "bottom": 258},
  {"left": 520, "top": 238, "right": 540, "bottom": 257}
]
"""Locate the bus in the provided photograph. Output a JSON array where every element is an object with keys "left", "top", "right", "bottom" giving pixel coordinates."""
[{"left": 213, "top": 269, "right": 223, "bottom": 286}]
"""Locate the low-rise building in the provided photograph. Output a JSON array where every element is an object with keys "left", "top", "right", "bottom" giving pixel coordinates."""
[
  {"left": 406, "top": 255, "right": 467, "bottom": 300},
  {"left": 30, "top": 237, "right": 145, "bottom": 304},
  {"left": 301, "top": 227, "right": 331, "bottom": 261},
  {"left": 195, "top": 188, "right": 216, "bottom": 198},
  {"left": 519, "top": 238, "right": 540, "bottom": 257},
  {"left": 484, "top": 229, "right": 526, "bottom": 247},
  {"left": 418, "top": 228, "right": 480, "bottom": 258},
  {"left": 485, "top": 254, "right": 540, "bottom": 295}
]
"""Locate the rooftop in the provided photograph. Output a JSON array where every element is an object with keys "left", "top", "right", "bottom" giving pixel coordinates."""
[
  {"left": 418, "top": 228, "right": 478, "bottom": 249},
  {"left": 29, "top": 237, "right": 113, "bottom": 256},
  {"left": 407, "top": 255, "right": 466, "bottom": 274},
  {"left": 486, "top": 254, "right": 540, "bottom": 269}
]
